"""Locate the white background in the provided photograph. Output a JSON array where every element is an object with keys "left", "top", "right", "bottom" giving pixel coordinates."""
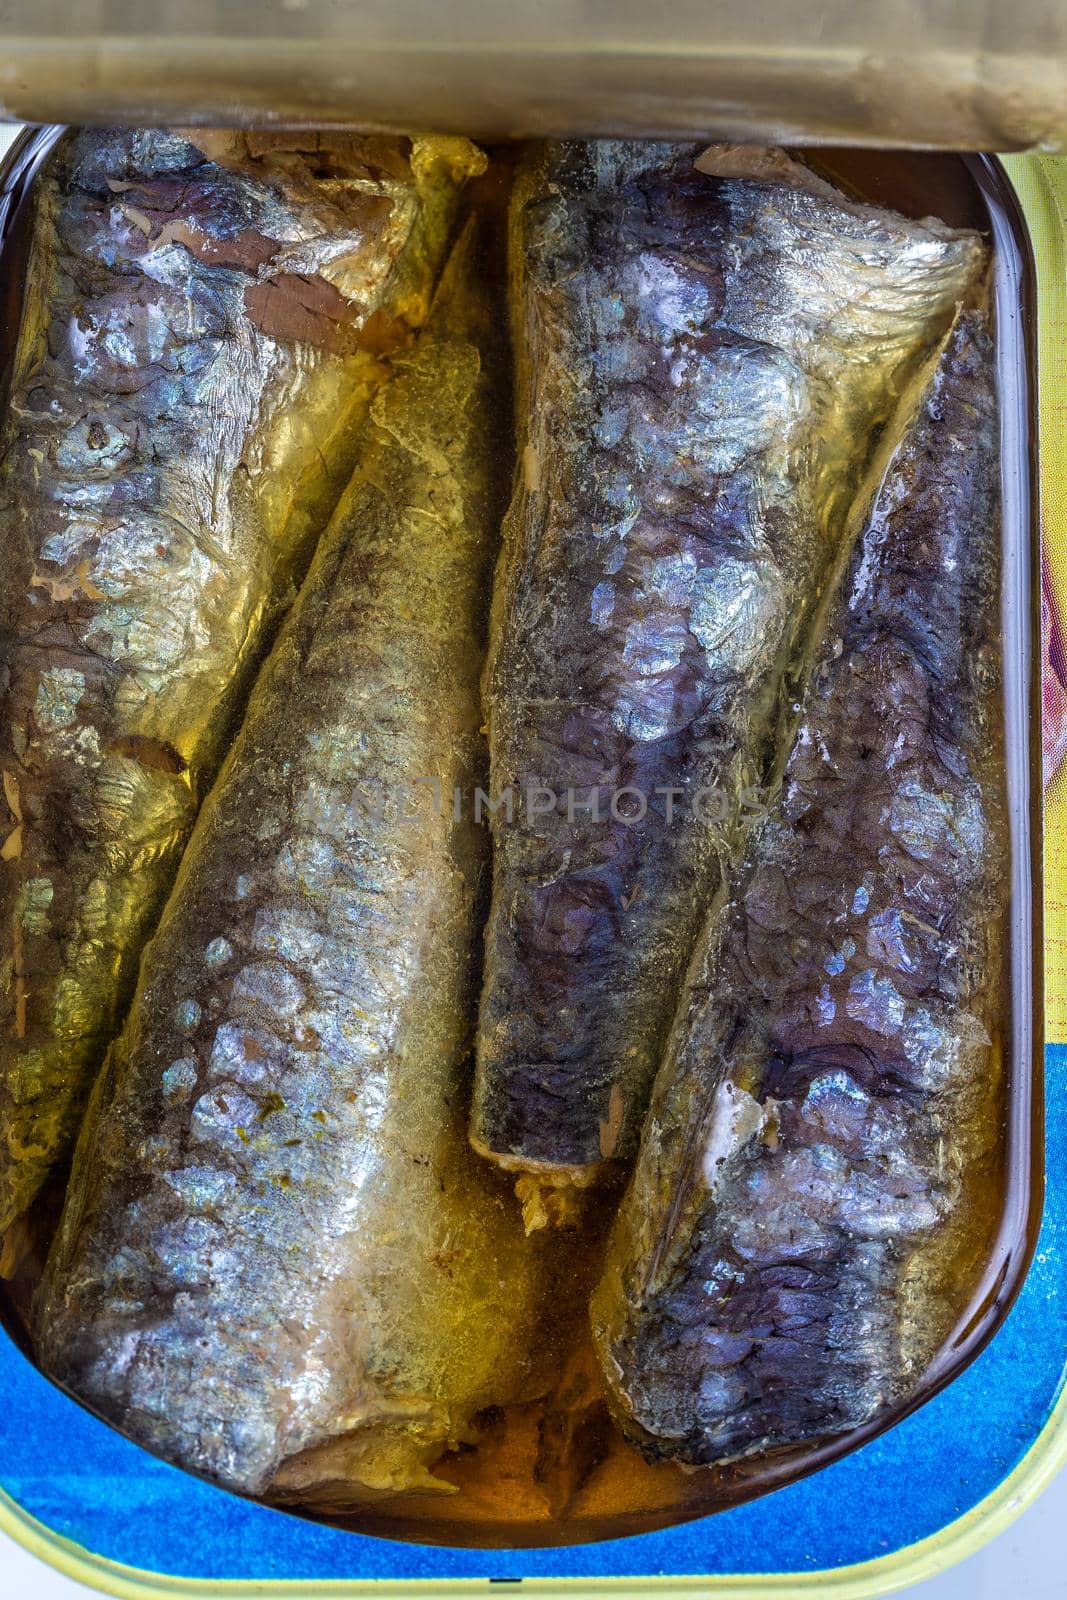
[{"left": 0, "top": 119, "right": 1059, "bottom": 1600}]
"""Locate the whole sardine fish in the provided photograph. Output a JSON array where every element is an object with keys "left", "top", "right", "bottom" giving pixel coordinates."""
[
  {"left": 0, "top": 127, "right": 482, "bottom": 1246},
  {"left": 591, "top": 309, "right": 1004, "bottom": 1464},
  {"left": 37, "top": 231, "right": 555, "bottom": 1504},
  {"left": 471, "top": 142, "right": 985, "bottom": 1210}
]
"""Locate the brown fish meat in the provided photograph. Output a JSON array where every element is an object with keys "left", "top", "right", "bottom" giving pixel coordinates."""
[
  {"left": 0, "top": 127, "right": 483, "bottom": 1246},
  {"left": 36, "top": 229, "right": 558, "bottom": 1505},
  {"left": 591, "top": 309, "right": 1005, "bottom": 1465},
  {"left": 471, "top": 141, "right": 985, "bottom": 1210}
]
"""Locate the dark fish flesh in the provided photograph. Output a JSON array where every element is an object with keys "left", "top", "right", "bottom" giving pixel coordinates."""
[
  {"left": 591, "top": 309, "right": 1005, "bottom": 1465},
  {"left": 471, "top": 141, "right": 985, "bottom": 1211},
  {"left": 0, "top": 128, "right": 483, "bottom": 1245}
]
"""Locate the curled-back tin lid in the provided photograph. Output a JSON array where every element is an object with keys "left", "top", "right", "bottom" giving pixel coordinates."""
[{"left": 0, "top": 0, "right": 1065, "bottom": 148}]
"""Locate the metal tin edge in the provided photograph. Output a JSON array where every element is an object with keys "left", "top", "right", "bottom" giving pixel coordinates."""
[
  {"left": 1009, "top": 152, "right": 1067, "bottom": 1050},
  {"left": 0, "top": 141, "right": 1059, "bottom": 1598}
]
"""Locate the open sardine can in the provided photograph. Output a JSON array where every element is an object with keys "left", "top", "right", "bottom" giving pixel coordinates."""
[{"left": 0, "top": 4, "right": 1062, "bottom": 1595}]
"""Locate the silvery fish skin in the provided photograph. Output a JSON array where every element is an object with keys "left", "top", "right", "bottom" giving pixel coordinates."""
[
  {"left": 591, "top": 310, "right": 1004, "bottom": 1464},
  {"left": 471, "top": 141, "right": 985, "bottom": 1201},
  {"left": 0, "top": 127, "right": 482, "bottom": 1245},
  {"left": 36, "top": 237, "right": 555, "bottom": 1503}
]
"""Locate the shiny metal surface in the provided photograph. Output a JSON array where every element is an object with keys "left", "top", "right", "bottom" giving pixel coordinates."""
[{"left": 0, "top": 4, "right": 1062, "bottom": 150}]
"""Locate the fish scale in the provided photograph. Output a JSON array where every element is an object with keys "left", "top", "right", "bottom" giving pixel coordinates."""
[
  {"left": 36, "top": 234, "right": 557, "bottom": 1506},
  {"left": 591, "top": 309, "right": 1005, "bottom": 1465},
  {"left": 472, "top": 141, "right": 985, "bottom": 1210},
  {"left": 0, "top": 128, "right": 482, "bottom": 1245}
]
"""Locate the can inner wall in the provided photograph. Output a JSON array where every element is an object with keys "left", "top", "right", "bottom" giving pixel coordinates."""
[{"left": 0, "top": 132, "right": 1040, "bottom": 1550}]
